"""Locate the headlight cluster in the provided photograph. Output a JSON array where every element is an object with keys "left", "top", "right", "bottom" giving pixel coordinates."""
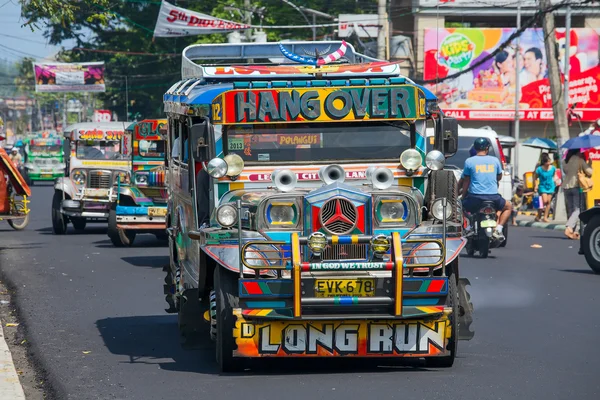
[
  {"left": 431, "top": 198, "right": 452, "bottom": 220},
  {"left": 265, "top": 200, "right": 299, "bottom": 228},
  {"left": 374, "top": 196, "right": 408, "bottom": 227},
  {"left": 206, "top": 154, "right": 245, "bottom": 179},
  {"left": 216, "top": 203, "right": 238, "bottom": 227},
  {"left": 114, "top": 172, "right": 130, "bottom": 185},
  {"left": 400, "top": 149, "right": 422, "bottom": 172},
  {"left": 72, "top": 169, "right": 86, "bottom": 185}
]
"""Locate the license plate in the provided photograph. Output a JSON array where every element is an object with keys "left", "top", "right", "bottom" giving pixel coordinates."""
[
  {"left": 148, "top": 207, "right": 167, "bottom": 217},
  {"left": 41, "top": 174, "right": 52, "bottom": 178},
  {"left": 480, "top": 220, "right": 497, "bottom": 228},
  {"left": 315, "top": 279, "right": 375, "bottom": 298}
]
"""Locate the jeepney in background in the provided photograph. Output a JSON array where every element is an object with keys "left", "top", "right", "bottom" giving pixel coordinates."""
[
  {"left": 163, "top": 41, "right": 474, "bottom": 372},
  {"left": 0, "top": 146, "right": 31, "bottom": 230},
  {"left": 23, "top": 132, "right": 65, "bottom": 185},
  {"left": 108, "top": 119, "right": 168, "bottom": 247},
  {"left": 52, "top": 122, "right": 131, "bottom": 234}
]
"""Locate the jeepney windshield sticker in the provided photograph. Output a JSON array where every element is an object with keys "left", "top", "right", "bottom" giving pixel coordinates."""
[
  {"left": 76, "top": 140, "right": 122, "bottom": 160},
  {"left": 225, "top": 122, "right": 410, "bottom": 162},
  {"left": 222, "top": 86, "right": 421, "bottom": 124},
  {"left": 139, "top": 140, "right": 166, "bottom": 158}
]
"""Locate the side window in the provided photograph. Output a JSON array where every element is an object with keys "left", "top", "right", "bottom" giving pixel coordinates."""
[
  {"left": 171, "top": 119, "right": 182, "bottom": 162},
  {"left": 180, "top": 120, "right": 189, "bottom": 165}
]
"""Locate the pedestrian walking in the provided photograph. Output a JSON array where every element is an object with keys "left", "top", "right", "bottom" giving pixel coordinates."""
[
  {"left": 533, "top": 153, "right": 556, "bottom": 223},
  {"left": 563, "top": 149, "right": 593, "bottom": 239}
]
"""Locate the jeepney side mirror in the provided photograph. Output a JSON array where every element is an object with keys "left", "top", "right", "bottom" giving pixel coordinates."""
[
  {"left": 63, "top": 139, "right": 71, "bottom": 176},
  {"left": 190, "top": 122, "right": 208, "bottom": 161},
  {"left": 439, "top": 117, "right": 458, "bottom": 158}
]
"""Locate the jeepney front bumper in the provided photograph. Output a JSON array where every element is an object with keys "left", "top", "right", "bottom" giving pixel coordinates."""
[
  {"left": 225, "top": 232, "right": 460, "bottom": 358},
  {"left": 61, "top": 187, "right": 116, "bottom": 219},
  {"left": 116, "top": 205, "right": 167, "bottom": 230}
]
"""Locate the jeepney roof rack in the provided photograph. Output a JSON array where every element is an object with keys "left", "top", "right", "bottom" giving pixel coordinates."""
[{"left": 182, "top": 41, "right": 381, "bottom": 80}]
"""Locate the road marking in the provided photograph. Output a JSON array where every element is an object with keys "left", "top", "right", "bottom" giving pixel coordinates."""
[{"left": 0, "top": 320, "right": 26, "bottom": 400}]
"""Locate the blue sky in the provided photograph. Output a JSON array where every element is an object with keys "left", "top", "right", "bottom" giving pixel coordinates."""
[{"left": 0, "top": 0, "right": 74, "bottom": 61}]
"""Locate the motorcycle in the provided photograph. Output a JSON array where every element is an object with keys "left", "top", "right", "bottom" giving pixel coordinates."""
[{"left": 465, "top": 200, "right": 498, "bottom": 258}]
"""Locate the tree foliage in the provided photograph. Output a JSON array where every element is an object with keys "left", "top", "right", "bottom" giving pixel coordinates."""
[{"left": 20, "top": 0, "right": 378, "bottom": 120}]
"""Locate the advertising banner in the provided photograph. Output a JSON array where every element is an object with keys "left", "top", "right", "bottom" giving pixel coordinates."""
[
  {"left": 33, "top": 62, "right": 105, "bottom": 93},
  {"left": 153, "top": 0, "right": 249, "bottom": 37},
  {"left": 423, "top": 28, "right": 600, "bottom": 121},
  {"left": 338, "top": 14, "right": 379, "bottom": 38}
]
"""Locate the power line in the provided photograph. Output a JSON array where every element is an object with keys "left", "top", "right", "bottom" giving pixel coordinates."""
[{"left": 72, "top": 48, "right": 179, "bottom": 56}]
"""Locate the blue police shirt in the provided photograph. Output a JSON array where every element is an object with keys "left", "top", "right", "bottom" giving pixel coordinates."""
[{"left": 462, "top": 155, "right": 503, "bottom": 195}]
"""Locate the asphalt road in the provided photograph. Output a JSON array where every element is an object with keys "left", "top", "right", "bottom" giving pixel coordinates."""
[{"left": 1, "top": 185, "right": 599, "bottom": 400}]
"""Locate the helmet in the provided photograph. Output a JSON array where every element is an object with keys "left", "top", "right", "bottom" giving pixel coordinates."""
[{"left": 473, "top": 137, "right": 491, "bottom": 151}]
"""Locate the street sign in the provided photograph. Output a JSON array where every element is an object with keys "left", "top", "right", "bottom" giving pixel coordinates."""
[{"left": 93, "top": 110, "right": 112, "bottom": 123}]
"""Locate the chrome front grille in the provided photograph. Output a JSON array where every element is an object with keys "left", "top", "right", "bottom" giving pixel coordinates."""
[
  {"left": 88, "top": 170, "right": 112, "bottom": 189},
  {"left": 320, "top": 197, "right": 357, "bottom": 234},
  {"left": 322, "top": 244, "right": 367, "bottom": 261}
]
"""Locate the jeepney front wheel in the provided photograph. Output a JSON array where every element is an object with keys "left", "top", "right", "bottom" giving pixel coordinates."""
[
  {"left": 51, "top": 191, "right": 67, "bottom": 235},
  {"left": 425, "top": 272, "right": 457, "bottom": 368},
  {"left": 108, "top": 206, "right": 135, "bottom": 247},
  {"left": 582, "top": 215, "right": 600, "bottom": 274},
  {"left": 215, "top": 266, "right": 243, "bottom": 372}
]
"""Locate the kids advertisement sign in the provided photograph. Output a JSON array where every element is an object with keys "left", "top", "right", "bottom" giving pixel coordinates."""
[{"left": 423, "top": 28, "right": 600, "bottom": 121}]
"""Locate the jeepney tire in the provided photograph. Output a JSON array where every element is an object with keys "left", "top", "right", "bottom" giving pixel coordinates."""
[
  {"left": 425, "top": 272, "right": 457, "bottom": 368},
  {"left": 427, "top": 170, "right": 460, "bottom": 224},
  {"left": 108, "top": 207, "right": 135, "bottom": 246},
  {"left": 582, "top": 215, "right": 600, "bottom": 274},
  {"left": 215, "top": 266, "right": 243, "bottom": 373},
  {"left": 71, "top": 218, "right": 86, "bottom": 231},
  {"left": 51, "top": 191, "right": 67, "bottom": 235},
  {"left": 8, "top": 214, "right": 29, "bottom": 231}
]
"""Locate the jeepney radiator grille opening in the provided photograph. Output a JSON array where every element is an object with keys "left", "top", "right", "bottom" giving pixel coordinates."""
[
  {"left": 88, "top": 171, "right": 111, "bottom": 189},
  {"left": 321, "top": 244, "right": 367, "bottom": 261}
]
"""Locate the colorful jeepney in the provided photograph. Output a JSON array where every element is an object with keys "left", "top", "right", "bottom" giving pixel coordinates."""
[
  {"left": 163, "top": 41, "right": 474, "bottom": 371},
  {"left": 108, "top": 119, "right": 168, "bottom": 247},
  {"left": 52, "top": 122, "right": 130, "bottom": 234},
  {"left": 23, "top": 132, "right": 65, "bottom": 184}
]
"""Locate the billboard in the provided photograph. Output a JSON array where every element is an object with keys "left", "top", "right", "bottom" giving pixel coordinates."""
[
  {"left": 153, "top": 0, "right": 249, "bottom": 37},
  {"left": 423, "top": 28, "right": 600, "bottom": 121},
  {"left": 33, "top": 62, "right": 105, "bottom": 93}
]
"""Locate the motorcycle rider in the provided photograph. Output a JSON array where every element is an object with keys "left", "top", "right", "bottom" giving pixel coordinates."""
[{"left": 461, "top": 137, "right": 512, "bottom": 242}]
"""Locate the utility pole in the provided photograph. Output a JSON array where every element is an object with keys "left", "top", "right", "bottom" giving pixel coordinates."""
[
  {"left": 377, "top": 0, "right": 387, "bottom": 60},
  {"left": 540, "top": 0, "right": 569, "bottom": 220},
  {"left": 564, "top": 4, "right": 571, "bottom": 115},
  {"left": 514, "top": 4, "right": 521, "bottom": 180},
  {"left": 244, "top": 0, "right": 252, "bottom": 43}
]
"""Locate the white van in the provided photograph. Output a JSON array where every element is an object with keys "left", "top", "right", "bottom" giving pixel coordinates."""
[{"left": 426, "top": 125, "right": 512, "bottom": 201}]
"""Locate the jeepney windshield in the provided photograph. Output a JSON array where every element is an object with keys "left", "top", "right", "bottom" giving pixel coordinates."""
[
  {"left": 138, "top": 140, "right": 166, "bottom": 158},
  {"left": 29, "top": 144, "right": 61, "bottom": 154},
  {"left": 76, "top": 140, "right": 121, "bottom": 160},
  {"left": 225, "top": 122, "right": 411, "bottom": 163}
]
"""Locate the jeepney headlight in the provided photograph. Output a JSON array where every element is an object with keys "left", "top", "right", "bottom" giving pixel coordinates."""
[
  {"left": 370, "top": 234, "right": 391, "bottom": 255},
  {"left": 207, "top": 157, "right": 227, "bottom": 178},
  {"left": 114, "top": 172, "right": 130, "bottom": 184},
  {"left": 431, "top": 198, "right": 452, "bottom": 220},
  {"left": 216, "top": 204, "right": 237, "bottom": 227},
  {"left": 375, "top": 198, "right": 407, "bottom": 225},
  {"left": 400, "top": 149, "right": 422, "bottom": 172},
  {"left": 224, "top": 154, "right": 244, "bottom": 177},
  {"left": 72, "top": 169, "right": 86, "bottom": 185},
  {"left": 266, "top": 201, "right": 298, "bottom": 226},
  {"left": 307, "top": 232, "right": 327, "bottom": 256},
  {"left": 425, "top": 150, "right": 445, "bottom": 171},
  {"left": 135, "top": 173, "right": 148, "bottom": 185}
]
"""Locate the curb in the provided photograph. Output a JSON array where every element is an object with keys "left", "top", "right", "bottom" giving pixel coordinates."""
[
  {"left": 0, "top": 322, "right": 26, "bottom": 400},
  {"left": 516, "top": 220, "right": 566, "bottom": 231}
]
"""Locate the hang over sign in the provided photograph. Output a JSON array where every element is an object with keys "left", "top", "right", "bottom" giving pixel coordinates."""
[{"left": 213, "top": 86, "right": 426, "bottom": 125}]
